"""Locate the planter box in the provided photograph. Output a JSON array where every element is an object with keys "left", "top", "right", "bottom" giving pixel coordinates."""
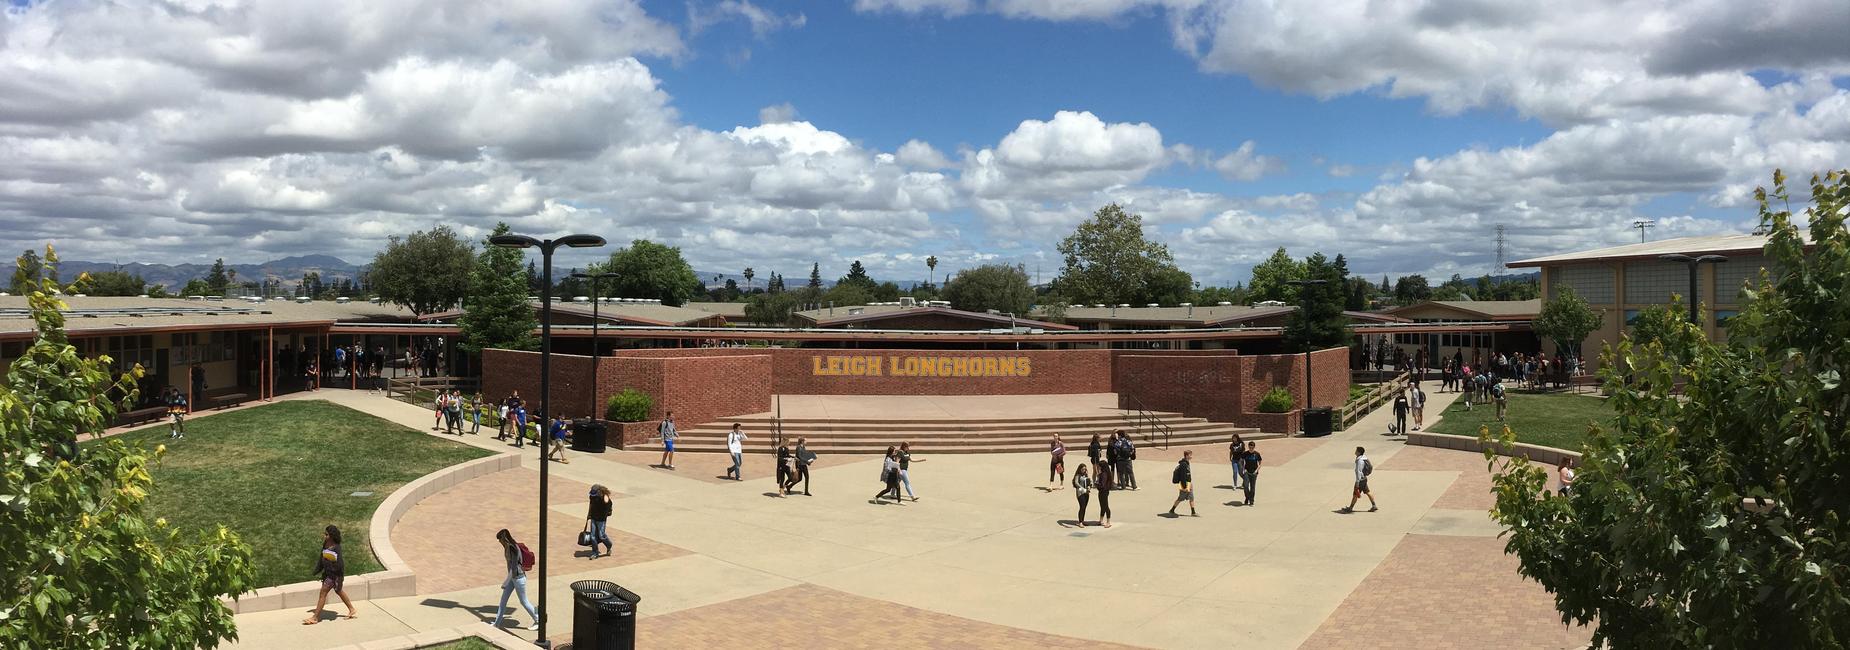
[{"left": 1236, "top": 410, "right": 1301, "bottom": 435}]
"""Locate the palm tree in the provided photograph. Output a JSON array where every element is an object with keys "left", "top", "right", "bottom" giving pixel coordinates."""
[
  {"left": 743, "top": 267, "right": 755, "bottom": 293},
  {"left": 925, "top": 256, "right": 937, "bottom": 291}
]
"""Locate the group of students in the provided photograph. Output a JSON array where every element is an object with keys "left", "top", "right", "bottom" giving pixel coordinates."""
[
  {"left": 872, "top": 442, "right": 916, "bottom": 503},
  {"left": 480, "top": 389, "right": 573, "bottom": 462},
  {"left": 432, "top": 389, "right": 481, "bottom": 435},
  {"left": 1390, "top": 384, "right": 1428, "bottom": 435},
  {"left": 1059, "top": 431, "right": 1266, "bottom": 528}
]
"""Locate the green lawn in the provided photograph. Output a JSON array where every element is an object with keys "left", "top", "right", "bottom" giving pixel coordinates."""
[
  {"left": 1426, "top": 391, "right": 1614, "bottom": 452},
  {"left": 420, "top": 638, "right": 498, "bottom": 650},
  {"left": 95, "top": 400, "right": 492, "bottom": 589}
]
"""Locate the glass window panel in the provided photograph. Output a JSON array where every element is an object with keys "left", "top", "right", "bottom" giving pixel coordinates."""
[{"left": 1551, "top": 265, "right": 1616, "bottom": 303}]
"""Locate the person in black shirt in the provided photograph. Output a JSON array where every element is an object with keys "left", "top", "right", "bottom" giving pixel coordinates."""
[
  {"left": 1241, "top": 442, "right": 1263, "bottom": 506},
  {"left": 1392, "top": 390, "right": 1410, "bottom": 436},
  {"left": 1087, "top": 432, "right": 1103, "bottom": 475},
  {"left": 794, "top": 437, "right": 814, "bottom": 496},
  {"left": 1168, "top": 450, "right": 1197, "bottom": 517},
  {"left": 497, "top": 391, "right": 522, "bottom": 440},
  {"left": 587, "top": 485, "right": 613, "bottom": 558},
  {"left": 303, "top": 525, "right": 355, "bottom": 624},
  {"left": 776, "top": 442, "right": 794, "bottom": 496},
  {"left": 897, "top": 442, "right": 916, "bottom": 501}
]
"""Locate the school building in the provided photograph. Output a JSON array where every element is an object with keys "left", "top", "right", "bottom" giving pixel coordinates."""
[{"left": 1508, "top": 232, "right": 1806, "bottom": 367}]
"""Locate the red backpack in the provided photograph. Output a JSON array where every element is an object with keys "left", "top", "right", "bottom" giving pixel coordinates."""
[{"left": 517, "top": 542, "right": 535, "bottom": 572}]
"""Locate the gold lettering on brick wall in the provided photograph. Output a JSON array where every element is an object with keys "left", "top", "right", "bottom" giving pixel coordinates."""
[{"left": 809, "top": 355, "right": 1033, "bottom": 377}]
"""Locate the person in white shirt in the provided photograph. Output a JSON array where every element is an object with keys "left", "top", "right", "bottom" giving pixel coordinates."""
[
  {"left": 725, "top": 423, "right": 747, "bottom": 481},
  {"left": 1410, "top": 385, "right": 1427, "bottom": 430},
  {"left": 1340, "top": 446, "right": 1378, "bottom": 513}
]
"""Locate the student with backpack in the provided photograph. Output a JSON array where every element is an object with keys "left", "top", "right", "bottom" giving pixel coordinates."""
[
  {"left": 1391, "top": 390, "right": 1409, "bottom": 436},
  {"left": 657, "top": 411, "right": 678, "bottom": 470},
  {"left": 1410, "top": 385, "right": 1427, "bottom": 431},
  {"left": 492, "top": 529, "right": 540, "bottom": 630},
  {"left": 1167, "top": 450, "right": 1198, "bottom": 517},
  {"left": 1340, "top": 446, "right": 1378, "bottom": 513},
  {"left": 1493, "top": 379, "right": 1509, "bottom": 421}
]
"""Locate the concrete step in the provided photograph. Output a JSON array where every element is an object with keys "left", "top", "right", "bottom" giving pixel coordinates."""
[
  {"left": 713, "top": 412, "right": 1186, "bottom": 427},
  {"left": 636, "top": 428, "right": 1275, "bottom": 455},
  {"left": 670, "top": 422, "right": 1241, "bottom": 441}
]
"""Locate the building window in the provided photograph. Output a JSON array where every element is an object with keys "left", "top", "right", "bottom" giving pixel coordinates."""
[
  {"left": 1711, "top": 255, "right": 1765, "bottom": 305},
  {"left": 1624, "top": 310, "right": 1641, "bottom": 326},
  {"left": 1551, "top": 265, "right": 1616, "bottom": 303},
  {"left": 1623, "top": 261, "right": 1688, "bottom": 306},
  {"left": 1715, "top": 310, "right": 1739, "bottom": 328}
]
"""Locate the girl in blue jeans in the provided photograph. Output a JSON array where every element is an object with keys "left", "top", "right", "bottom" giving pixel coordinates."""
[
  {"left": 587, "top": 485, "right": 614, "bottom": 558},
  {"left": 492, "top": 529, "right": 540, "bottom": 630}
]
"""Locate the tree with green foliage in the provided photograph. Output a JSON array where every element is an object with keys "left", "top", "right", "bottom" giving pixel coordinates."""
[
  {"left": 1487, "top": 169, "right": 1850, "bottom": 647},
  {"left": 1193, "top": 284, "right": 1248, "bottom": 306},
  {"left": 1246, "top": 247, "right": 1306, "bottom": 303},
  {"left": 1533, "top": 285, "right": 1604, "bottom": 358},
  {"left": 873, "top": 281, "right": 902, "bottom": 302},
  {"left": 1283, "top": 253, "right": 1351, "bottom": 352},
  {"left": 744, "top": 291, "right": 800, "bottom": 326},
  {"left": 1052, "top": 204, "right": 1190, "bottom": 305},
  {"left": 1, "top": 248, "right": 256, "bottom": 648},
  {"left": 839, "top": 260, "right": 876, "bottom": 292},
  {"left": 722, "top": 279, "right": 742, "bottom": 301},
  {"left": 458, "top": 223, "right": 537, "bottom": 355},
  {"left": 82, "top": 270, "right": 146, "bottom": 297},
  {"left": 178, "top": 279, "right": 212, "bottom": 297},
  {"left": 370, "top": 227, "right": 472, "bottom": 316},
  {"left": 807, "top": 263, "right": 823, "bottom": 291},
  {"left": 943, "top": 264, "right": 1035, "bottom": 315},
  {"left": 594, "top": 240, "right": 701, "bottom": 306},
  {"left": 1393, "top": 274, "right": 1431, "bottom": 305},
  {"left": 205, "top": 259, "right": 229, "bottom": 294},
  {"left": 766, "top": 272, "right": 785, "bottom": 293},
  {"left": 925, "top": 256, "right": 938, "bottom": 290},
  {"left": 823, "top": 282, "right": 872, "bottom": 307},
  {"left": 1345, "top": 276, "right": 1373, "bottom": 310},
  {"left": 9, "top": 249, "right": 45, "bottom": 294},
  {"left": 1624, "top": 300, "right": 1685, "bottom": 355},
  {"left": 742, "top": 267, "right": 754, "bottom": 293}
]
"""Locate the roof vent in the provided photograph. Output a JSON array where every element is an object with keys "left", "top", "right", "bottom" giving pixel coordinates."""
[
  {"left": 335, "top": 297, "right": 350, "bottom": 304},
  {"left": 572, "top": 296, "right": 589, "bottom": 303},
  {"left": 1118, "top": 304, "right": 1131, "bottom": 308},
  {"left": 1218, "top": 301, "right": 1233, "bottom": 306},
  {"left": 848, "top": 307, "right": 864, "bottom": 315},
  {"left": 137, "top": 294, "right": 149, "bottom": 299},
  {"left": 1094, "top": 304, "right": 1105, "bottom": 308},
  {"left": 899, "top": 297, "right": 916, "bottom": 307},
  {"left": 1145, "top": 303, "right": 1158, "bottom": 308},
  {"left": 986, "top": 309, "right": 1000, "bottom": 315},
  {"left": 73, "top": 293, "right": 88, "bottom": 298},
  {"left": 186, "top": 295, "right": 204, "bottom": 300}
]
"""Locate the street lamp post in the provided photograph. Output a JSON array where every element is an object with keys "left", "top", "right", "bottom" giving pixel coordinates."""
[
  {"left": 1657, "top": 254, "right": 1728, "bottom": 325},
  {"left": 489, "top": 233, "right": 606, "bottom": 649},
  {"left": 570, "top": 271, "right": 619, "bottom": 414},
  {"left": 1287, "top": 279, "right": 1330, "bottom": 435}
]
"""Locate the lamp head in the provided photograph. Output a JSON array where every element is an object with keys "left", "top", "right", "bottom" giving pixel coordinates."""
[
  {"left": 556, "top": 234, "right": 606, "bottom": 249},
  {"left": 1696, "top": 254, "right": 1728, "bottom": 264},
  {"left": 489, "top": 234, "right": 541, "bottom": 249},
  {"left": 1658, "top": 253, "right": 1694, "bottom": 263}
]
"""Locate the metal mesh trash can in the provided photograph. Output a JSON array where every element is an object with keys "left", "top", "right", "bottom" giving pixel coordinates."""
[
  {"left": 571, "top": 579, "right": 640, "bottom": 650},
  {"left": 571, "top": 419, "right": 608, "bottom": 453}
]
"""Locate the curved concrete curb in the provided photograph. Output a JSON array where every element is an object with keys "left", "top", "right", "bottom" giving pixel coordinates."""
[
  {"left": 1405, "top": 431, "right": 1580, "bottom": 466},
  {"left": 223, "top": 452, "right": 522, "bottom": 614}
]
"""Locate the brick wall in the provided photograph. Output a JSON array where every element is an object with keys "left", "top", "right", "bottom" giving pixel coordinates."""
[
  {"left": 1112, "top": 354, "right": 1243, "bottom": 421},
  {"left": 481, "top": 349, "right": 596, "bottom": 418},
  {"left": 657, "top": 355, "right": 772, "bottom": 427},
  {"left": 1237, "top": 347, "right": 1347, "bottom": 413},
  {"left": 772, "top": 349, "right": 1114, "bottom": 395}
]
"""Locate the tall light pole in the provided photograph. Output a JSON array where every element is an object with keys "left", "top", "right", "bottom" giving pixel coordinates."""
[
  {"left": 1657, "top": 253, "right": 1728, "bottom": 325},
  {"left": 1287, "top": 279, "right": 1329, "bottom": 435},
  {"left": 571, "top": 271, "right": 618, "bottom": 414},
  {"left": 490, "top": 233, "right": 605, "bottom": 649}
]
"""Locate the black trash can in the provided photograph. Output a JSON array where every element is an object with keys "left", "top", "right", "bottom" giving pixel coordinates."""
[
  {"left": 1301, "top": 407, "right": 1334, "bottom": 437},
  {"left": 571, "top": 579, "right": 641, "bottom": 650},
  {"left": 572, "top": 419, "right": 608, "bottom": 453}
]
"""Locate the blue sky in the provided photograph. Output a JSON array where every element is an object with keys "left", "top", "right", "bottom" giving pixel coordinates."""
[{"left": 2, "top": 0, "right": 1845, "bottom": 287}]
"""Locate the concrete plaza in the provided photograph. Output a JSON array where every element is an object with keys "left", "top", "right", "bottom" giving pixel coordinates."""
[{"left": 222, "top": 384, "right": 1590, "bottom": 649}]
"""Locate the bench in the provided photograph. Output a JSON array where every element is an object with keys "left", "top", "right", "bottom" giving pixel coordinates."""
[
  {"left": 213, "top": 393, "right": 250, "bottom": 410},
  {"left": 117, "top": 406, "right": 169, "bottom": 427}
]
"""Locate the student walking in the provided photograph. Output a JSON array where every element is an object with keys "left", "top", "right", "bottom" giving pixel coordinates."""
[
  {"left": 794, "top": 437, "right": 814, "bottom": 496},
  {"left": 498, "top": 391, "right": 521, "bottom": 440},
  {"left": 1072, "top": 464, "right": 1092, "bottom": 526},
  {"left": 1048, "top": 433, "right": 1067, "bottom": 490},
  {"left": 657, "top": 411, "right": 678, "bottom": 469},
  {"left": 491, "top": 529, "right": 540, "bottom": 630},
  {"left": 1410, "top": 384, "right": 1426, "bottom": 430},
  {"left": 776, "top": 441, "right": 794, "bottom": 495},
  {"left": 166, "top": 386, "right": 189, "bottom": 439},
  {"left": 873, "top": 446, "right": 904, "bottom": 503},
  {"left": 511, "top": 405, "right": 528, "bottom": 448},
  {"left": 302, "top": 525, "right": 356, "bottom": 625},
  {"left": 547, "top": 416, "right": 570, "bottom": 463},
  {"left": 433, "top": 390, "right": 448, "bottom": 432},
  {"left": 1228, "top": 433, "right": 1245, "bottom": 489},
  {"left": 897, "top": 442, "right": 917, "bottom": 501},
  {"left": 1493, "top": 379, "right": 1509, "bottom": 421},
  {"left": 468, "top": 392, "right": 484, "bottom": 434},
  {"left": 1087, "top": 432, "right": 1104, "bottom": 474},
  {"left": 1095, "top": 461, "right": 1115, "bottom": 527},
  {"left": 586, "top": 485, "right": 613, "bottom": 558},
  {"left": 1240, "top": 442, "right": 1262, "bottom": 506},
  {"left": 1168, "top": 450, "right": 1198, "bottom": 517},
  {"left": 725, "top": 424, "right": 747, "bottom": 480},
  {"left": 1391, "top": 390, "right": 1410, "bottom": 436},
  {"left": 1340, "top": 446, "right": 1378, "bottom": 513}
]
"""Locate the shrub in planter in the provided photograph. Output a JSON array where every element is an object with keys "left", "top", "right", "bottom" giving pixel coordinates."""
[
  {"left": 1257, "top": 387, "right": 1296, "bottom": 413},
  {"left": 605, "top": 388, "right": 653, "bottom": 422}
]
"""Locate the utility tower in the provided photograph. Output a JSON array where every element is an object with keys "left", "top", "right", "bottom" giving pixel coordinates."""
[
  {"left": 1493, "top": 224, "right": 1507, "bottom": 275},
  {"left": 1632, "top": 219, "right": 1656, "bottom": 243}
]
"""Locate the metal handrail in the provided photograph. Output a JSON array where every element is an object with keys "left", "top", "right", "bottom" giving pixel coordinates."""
[{"left": 1120, "top": 393, "right": 1173, "bottom": 450}]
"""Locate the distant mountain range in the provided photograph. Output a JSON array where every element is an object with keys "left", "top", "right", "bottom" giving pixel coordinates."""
[{"left": 59, "top": 255, "right": 363, "bottom": 292}]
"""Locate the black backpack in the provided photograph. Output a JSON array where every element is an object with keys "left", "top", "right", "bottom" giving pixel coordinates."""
[{"left": 1172, "top": 464, "right": 1186, "bottom": 484}]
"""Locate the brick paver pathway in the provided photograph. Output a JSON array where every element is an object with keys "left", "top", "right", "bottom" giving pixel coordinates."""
[
  {"left": 597, "top": 446, "right": 872, "bottom": 485},
  {"left": 391, "top": 468, "right": 689, "bottom": 594},
  {"left": 634, "top": 583, "right": 1148, "bottom": 649},
  {"left": 1299, "top": 535, "right": 1593, "bottom": 649}
]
